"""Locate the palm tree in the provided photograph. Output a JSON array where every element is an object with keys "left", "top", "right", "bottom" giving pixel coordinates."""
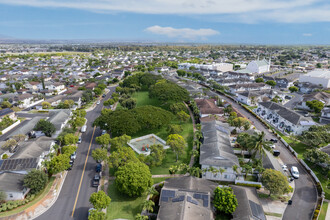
[
  {"left": 242, "top": 164, "right": 252, "bottom": 179},
  {"left": 249, "top": 131, "right": 271, "bottom": 163},
  {"left": 232, "top": 165, "right": 239, "bottom": 177},
  {"left": 208, "top": 166, "right": 219, "bottom": 177},
  {"left": 218, "top": 168, "right": 225, "bottom": 178},
  {"left": 202, "top": 168, "right": 208, "bottom": 177},
  {"left": 142, "top": 200, "right": 155, "bottom": 213},
  {"left": 189, "top": 167, "right": 202, "bottom": 177}
]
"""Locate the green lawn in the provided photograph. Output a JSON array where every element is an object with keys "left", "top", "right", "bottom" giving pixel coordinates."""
[
  {"left": 106, "top": 180, "right": 146, "bottom": 220},
  {"left": 0, "top": 177, "right": 55, "bottom": 218},
  {"left": 319, "top": 201, "right": 329, "bottom": 220}
]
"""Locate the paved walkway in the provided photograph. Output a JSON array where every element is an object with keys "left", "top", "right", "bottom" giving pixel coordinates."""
[
  {"left": 1, "top": 172, "right": 67, "bottom": 220},
  {"left": 324, "top": 199, "right": 330, "bottom": 220}
]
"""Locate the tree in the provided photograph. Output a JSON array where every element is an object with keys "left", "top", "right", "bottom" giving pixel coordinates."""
[
  {"left": 108, "top": 147, "right": 139, "bottom": 169},
  {"left": 121, "top": 98, "right": 137, "bottom": 109},
  {"left": 45, "top": 154, "right": 71, "bottom": 176},
  {"left": 63, "top": 134, "right": 79, "bottom": 145},
  {"left": 166, "top": 134, "right": 186, "bottom": 161},
  {"left": 92, "top": 148, "right": 108, "bottom": 162},
  {"left": 1, "top": 139, "right": 17, "bottom": 151},
  {"left": 95, "top": 133, "right": 111, "bottom": 148},
  {"left": 262, "top": 169, "right": 290, "bottom": 196},
  {"left": 255, "top": 78, "right": 264, "bottom": 83},
  {"left": 34, "top": 119, "right": 56, "bottom": 137},
  {"left": 103, "top": 99, "right": 115, "bottom": 106},
  {"left": 1, "top": 101, "right": 12, "bottom": 108},
  {"left": 213, "top": 187, "right": 238, "bottom": 214},
  {"left": 149, "top": 144, "right": 166, "bottom": 166},
  {"left": 0, "top": 191, "right": 6, "bottom": 203},
  {"left": 149, "top": 80, "right": 189, "bottom": 103},
  {"left": 23, "top": 170, "right": 48, "bottom": 194},
  {"left": 74, "top": 117, "right": 86, "bottom": 127},
  {"left": 135, "top": 214, "right": 148, "bottom": 220},
  {"left": 61, "top": 145, "right": 77, "bottom": 155},
  {"left": 241, "top": 164, "right": 253, "bottom": 178},
  {"left": 82, "top": 90, "right": 94, "bottom": 103},
  {"left": 306, "top": 100, "right": 324, "bottom": 113},
  {"left": 89, "top": 191, "right": 111, "bottom": 210},
  {"left": 249, "top": 131, "right": 271, "bottom": 163},
  {"left": 316, "top": 63, "right": 322, "bottom": 68},
  {"left": 42, "top": 101, "right": 51, "bottom": 109},
  {"left": 177, "top": 110, "right": 190, "bottom": 123},
  {"left": 142, "top": 200, "right": 155, "bottom": 213},
  {"left": 12, "top": 134, "right": 26, "bottom": 142},
  {"left": 266, "top": 80, "right": 276, "bottom": 87},
  {"left": 169, "top": 102, "right": 187, "bottom": 114},
  {"left": 289, "top": 86, "right": 298, "bottom": 93},
  {"left": 167, "top": 124, "right": 183, "bottom": 134},
  {"left": 88, "top": 209, "right": 105, "bottom": 220},
  {"left": 94, "top": 88, "right": 103, "bottom": 97},
  {"left": 109, "top": 134, "right": 131, "bottom": 151},
  {"left": 304, "top": 149, "right": 330, "bottom": 167},
  {"left": 115, "top": 161, "right": 153, "bottom": 197}
]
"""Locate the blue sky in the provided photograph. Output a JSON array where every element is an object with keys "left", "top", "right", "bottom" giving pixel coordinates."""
[{"left": 0, "top": 0, "right": 329, "bottom": 44}]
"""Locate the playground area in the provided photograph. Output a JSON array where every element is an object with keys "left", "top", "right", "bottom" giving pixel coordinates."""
[{"left": 127, "top": 134, "right": 169, "bottom": 155}]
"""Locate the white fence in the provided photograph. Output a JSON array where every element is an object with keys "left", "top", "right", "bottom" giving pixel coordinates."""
[{"left": 1, "top": 120, "right": 20, "bottom": 134}]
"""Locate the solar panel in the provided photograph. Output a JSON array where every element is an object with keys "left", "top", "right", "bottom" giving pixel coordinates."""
[
  {"left": 193, "top": 193, "right": 202, "bottom": 199},
  {"left": 161, "top": 196, "right": 169, "bottom": 202},
  {"left": 187, "top": 196, "right": 198, "bottom": 205},
  {"left": 162, "top": 190, "right": 175, "bottom": 198},
  {"left": 172, "top": 195, "right": 185, "bottom": 202},
  {"left": 203, "top": 198, "right": 208, "bottom": 207},
  {"left": 215, "top": 125, "right": 230, "bottom": 134},
  {"left": 249, "top": 200, "right": 266, "bottom": 220},
  {"left": 0, "top": 158, "right": 38, "bottom": 171}
]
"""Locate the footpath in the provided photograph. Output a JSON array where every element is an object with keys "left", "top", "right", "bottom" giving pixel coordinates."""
[{"left": 1, "top": 172, "right": 67, "bottom": 220}]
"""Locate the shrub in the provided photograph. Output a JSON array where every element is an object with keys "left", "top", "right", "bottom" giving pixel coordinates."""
[{"left": 236, "top": 182, "right": 261, "bottom": 189}]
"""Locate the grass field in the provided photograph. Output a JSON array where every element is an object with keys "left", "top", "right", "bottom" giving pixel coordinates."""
[
  {"left": 319, "top": 201, "right": 329, "bottom": 220},
  {"left": 120, "top": 91, "right": 194, "bottom": 175},
  {"left": 106, "top": 180, "right": 146, "bottom": 220},
  {"left": 0, "top": 177, "right": 55, "bottom": 218}
]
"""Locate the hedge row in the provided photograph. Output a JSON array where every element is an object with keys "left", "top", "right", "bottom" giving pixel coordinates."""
[{"left": 0, "top": 194, "right": 35, "bottom": 212}]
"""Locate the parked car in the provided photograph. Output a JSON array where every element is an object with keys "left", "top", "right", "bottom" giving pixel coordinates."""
[
  {"left": 77, "top": 136, "right": 82, "bottom": 144},
  {"left": 102, "top": 94, "right": 106, "bottom": 98},
  {"left": 101, "top": 130, "right": 106, "bottom": 135},
  {"left": 282, "top": 164, "right": 288, "bottom": 172},
  {"left": 97, "top": 100, "right": 100, "bottom": 105},
  {"left": 271, "top": 144, "right": 276, "bottom": 149},
  {"left": 291, "top": 166, "right": 300, "bottom": 179},
  {"left": 96, "top": 163, "right": 102, "bottom": 172},
  {"left": 81, "top": 125, "right": 87, "bottom": 133},
  {"left": 273, "top": 150, "right": 280, "bottom": 156},
  {"left": 270, "top": 139, "right": 278, "bottom": 143},
  {"left": 71, "top": 151, "right": 77, "bottom": 160},
  {"left": 285, "top": 95, "right": 292, "bottom": 100},
  {"left": 68, "top": 160, "right": 74, "bottom": 170},
  {"left": 92, "top": 174, "right": 100, "bottom": 187}
]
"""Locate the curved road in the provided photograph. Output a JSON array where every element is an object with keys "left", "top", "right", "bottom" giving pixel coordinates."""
[
  {"left": 35, "top": 86, "right": 116, "bottom": 220},
  {"left": 209, "top": 88, "right": 318, "bottom": 220}
]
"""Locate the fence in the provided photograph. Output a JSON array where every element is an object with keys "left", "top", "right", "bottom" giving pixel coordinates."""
[{"left": 1, "top": 120, "right": 20, "bottom": 134}]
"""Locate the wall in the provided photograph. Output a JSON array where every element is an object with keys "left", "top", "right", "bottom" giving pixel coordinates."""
[{"left": 1, "top": 120, "right": 20, "bottom": 134}]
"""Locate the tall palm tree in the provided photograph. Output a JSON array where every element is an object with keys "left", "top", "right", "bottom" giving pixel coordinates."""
[
  {"left": 218, "top": 168, "right": 226, "bottom": 178},
  {"left": 208, "top": 166, "right": 219, "bottom": 177},
  {"left": 249, "top": 131, "right": 271, "bottom": 163},
  {"left": 232, "top": 165, "right": 239, "bottom": 177}
]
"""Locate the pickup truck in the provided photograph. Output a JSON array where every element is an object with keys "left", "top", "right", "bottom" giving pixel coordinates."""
[{"left": 92, "top": 174, "right": 100, "bottom": 187}]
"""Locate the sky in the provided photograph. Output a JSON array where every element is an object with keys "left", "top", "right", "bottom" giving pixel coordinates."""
[{"left": 0, "top": 0, "right": 329, "bottom": 44}]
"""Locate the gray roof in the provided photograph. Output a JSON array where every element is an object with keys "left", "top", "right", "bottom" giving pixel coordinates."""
[
  {"left": 8, "top": 116, "right": 47, "bottom": 137},
  {"left": 302, "top": 92, "right": 330, "bottom": 104},
  {"left": 157, "top": 176, "right": 218, "bottom": 220},
  {"left": 44, "top": 95, "right": 65, "bottom": 104},
  {"left": 0, "top": 108, "right": 14, "bottom": 117},
  {"left": 200, "top": 121, "right": 239, "bottom": 167},
  {"left": 48, "top": 109, "right": 71, "bottom": 130},
  {"left": 0, "top": 172, "right": 25, "bottom": 192},
  {"left": 258, "top": 102, "right": 311, "bottom": 125},
  {"left": 11, "top": 136, "right": 54, "bottom": 159}
]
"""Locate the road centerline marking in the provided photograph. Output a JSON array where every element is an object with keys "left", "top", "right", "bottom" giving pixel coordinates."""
[{"left": 71, "top": 125, "right": 96, "bottom": 218}]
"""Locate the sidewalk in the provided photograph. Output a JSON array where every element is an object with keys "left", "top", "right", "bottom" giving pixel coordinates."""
[
  {"left": 1, "top": 172, "right": 67, "bottom": 220},
  {"left": 324, "top": 199, "right": 330, "bottom": 220}
]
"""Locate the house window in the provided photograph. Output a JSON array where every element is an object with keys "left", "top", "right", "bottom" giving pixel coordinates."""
[
  {"left": 224, "top": 175, "right": 228, "bottom": 179},
  {"left": 9, "top": 194, "right": 13, "bottom": 198}
]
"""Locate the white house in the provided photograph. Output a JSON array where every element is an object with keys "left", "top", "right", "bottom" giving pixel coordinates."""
[
  {"left": 296, "top": 92, "right": 330, "bottom": 110},
  {"left": 200, "top": 121, "right": 239, "bottom": 182},
  {"left": 228, "top": 83, "right": 271, "bottom": 95},
  {"left": 254, "top": 102, "right": 316, "bottom": 135},
  {"left": 246, "top": 59, "right": 270, "bottom": 74},
  {"left": 0, "top": 172, "right": 29, "bottom": 200},
  {"left": 299, "top": 70, "right": 330, "bottom": 88}
]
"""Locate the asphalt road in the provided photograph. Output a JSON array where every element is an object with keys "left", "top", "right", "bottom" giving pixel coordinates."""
[
  {"left": 35, "top": 86, "right": 116, "bottom": 220},
  {"left": 207, "top": 89, "right": 318, "bottom": 220}
]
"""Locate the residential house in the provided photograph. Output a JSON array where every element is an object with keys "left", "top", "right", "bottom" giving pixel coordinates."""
[
  {"left": 47, "top": 109, "right": 72, "bottom": 137},
  {"left": 236, "top": 90, "right": 285, "bottom": 106},
  {"left": 297, "top": 82, "right": 323, "bottom": 94},
  {"left": 320, "top": 108, "right": 330, "bottom": 124},
  {"left": 254, "top": 102, "right": 316, "bottom": 135},
  {"left": 14, "top": 93, "right": 34, "bottom": 108},
  {"left": 200, "top": 121, "right": 239, "bottom": 182},
  {"left": 0, "top": 108, "right": 16, "bottom": 122},
  {"left": 157, "top": 176, "right": 218, "bottom": 220},
  {"left": 296, "top": 92, "right": 330, "bottom": 110},
  {"left": 112, "top": 69, "right": 125, "bottom": 79},
  {"left": 37, "top": 95, "right": 65, "bottom": 108},
  {"left": 195, "top": 99, "right": 224, "bottom": 118},
  {"left": 24, "top": 81, "right": 40, "bottom": 91},
  {"left": 63, "top": 91, "right": 83, "bottom": 108},
  {"left": 228, "top": 83, "right": 271, "bottom": 95},
  {"left": 299, "top": 70, "right": 330, "bottom": 88},
  {"left": 85, "top": 82, "right": 97, "bottom": 90},
  {"left": 0, "top": 172, "right": 29, "bottom": 200},
  {"left": 246, "top": 59, "right": 271, "bottom": 74}
]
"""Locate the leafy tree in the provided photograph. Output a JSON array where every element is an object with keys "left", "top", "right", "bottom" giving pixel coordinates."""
[
  {"left": 42, "top": 101, "right": 51, "bottom": 109},
  {"left": 63, "top": 134, "right": 79, "bottom": 145},
  {"left": 96, "top": 133, "right": 111, "bottom": 148},
  {"left": 213, "top": 187, "right": 238, "bottom": 214},
  {"left": 61, "top": 145, "right": 77, "bottom": 155},
  {"left": 74, "top": 117, "right": 86, "bottom": 127},
  {"left": 23, "top": 170, "right": 48, "bottom": 194},
  {"left": 88, "top": 209, "right": 105, "bottom": 220},
  {"left": 94, "top": 88, "right": 103, "bottom": 96},
  {"left": 142, "top": 200, "right": 155, "bottom": 213},
  {"left": 241, "top": 164, "right": 253, "bottom": 178},
  {"left": 289, "top": 86, "right": 298, "bottom": 93},
  {"left": 304, "top": 149, "right": 330, "bottom": 167},
  {"left": 166, "top": 134, "right": 186, "bottom": 161},
  {"left": 249, "top": 131, "right": 271, "bottom": 163},
  {"left": 2, "top": 154, "right": 8, "bottom": 159},
  {"left": 115, "top": 161, "right": 153, "bottom": 197},
  {"left": 92, "top": 148, "right": 108, "bottom": 162},
  {"left": 255, "top": 78, "right": 264, "bottom": 83},
  {"left": 0, "top": 191, "right": 6, "bottom": 203},
  {"left": 266, "top": 80, "right": 276, "bottom": 87},
  {"left": 34, "top": 119, "right": 56, "bottom": 137},
  {"left": 167, "top": 124, "right": 183, "bottom": 134},
  {"left": 177, "top": 110, "right": 190, "bottom": 123},
  {"left": 149, "top": 80, "right": 189, "bottom": 103},
  {"left": 1, "top": 101, "right": 12, "bottom": 108},
  {"left": 103, "top": 99, "right": 115, "bottom": 106},
  {"left": 169, "top": 102, "right": 188, "bottom": 114},
  {"left": 262, "top": 169, "right": 290, "bottom": 196},
  {"left": 149, "top": 144, "right": 166, "bottom": 166},
  {"left": 45, "top": 154, "right": 71, "bottom": 176},
  {"left": 89, "top": 191, "right": 111, "bottom": 210},
  {"left": 73, "top": 109, "right": 87, "bottom": 118},
  {"left": 12, "top": 134, "right": 26, "bottom": 142},
  {"left": 316, "top": 63, "right": 322, "bottom": 68},
  {"left": 135, "top": 214, "right": 148, "bottom": 220},
  {"left": 82, "top": 90, "right": 94, "bottom": 103},
  {"left": 121, "top": 98, "right": 137, "bottom": 109},
  {"left": 1, "top": 139, "right": 17, "bottom": 151},
  {"left": 108, "top": 147, "right": 139, "bottom": 170},
  {"left": 306, "top": 100, "right": 324, "bottom": 113},
  {"left": 109, "top": 134, "right": 131, "bottom": 151}
]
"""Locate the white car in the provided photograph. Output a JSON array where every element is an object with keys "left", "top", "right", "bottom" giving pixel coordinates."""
[
  {"left": 271, "top": 144, "right": 276, "bottom": 149},
  {"left": 282, "top": 164, "right": 288, "bottom": 172},
  {"left": 77, "top": 136, "right": 82, "bottom": 144},
  {"left": 101, "top": 130, "right": 106, "bottom": 135},
  {"left": 290, "top": 166, "right": 300, "bottom": 179},
  {"left": 97, "top": 100, "right": 100, "bottom": 105}
]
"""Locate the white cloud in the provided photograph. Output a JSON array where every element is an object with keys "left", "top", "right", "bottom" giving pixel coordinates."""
[
  {"left": 145, "top": 26, "right": 219, "bottom": 40},
  {"left": 303, "top": 33, "right": 313, "bottom": 37},
  {"left": 0, "top": 0, "right": 329, "bottom": 23}
]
